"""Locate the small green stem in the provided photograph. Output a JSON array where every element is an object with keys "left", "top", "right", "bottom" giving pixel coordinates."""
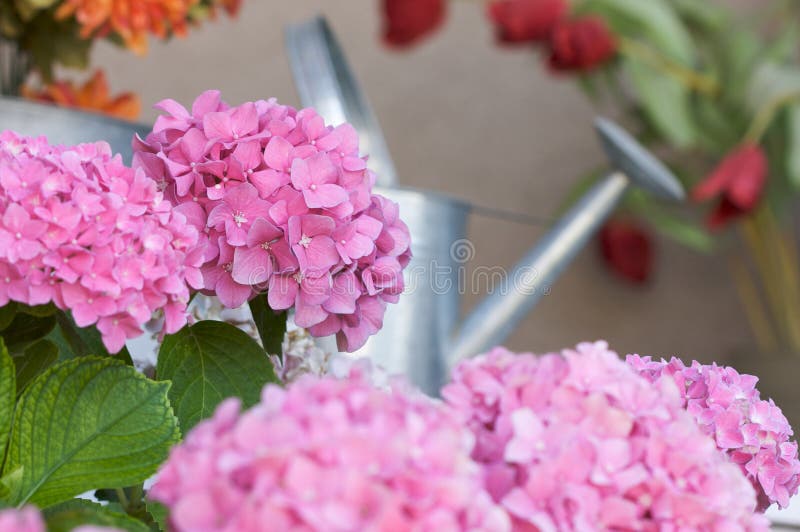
[
  {"left": 115, "top": 487, "right": 130, "bottom": 509},
  {"left": 617, "top": 36, "right": 719, "bottom": 96}
]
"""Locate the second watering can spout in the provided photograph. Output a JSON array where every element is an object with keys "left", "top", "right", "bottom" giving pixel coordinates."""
[{"left": 448, "top": 118, "right": 685, "bottom": 366}]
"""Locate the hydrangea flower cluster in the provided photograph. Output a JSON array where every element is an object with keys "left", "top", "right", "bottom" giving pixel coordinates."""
[
  {"left": 0, "top": 507, "right": 44, "bottom": 532},
  {"left": 628, "top": 355, "right": 800, "bottom": 511},
  {"left": 150, "top": 372, "right": 510, "bottom": 531},
  {"left": 133, "top": 91, "right": 411, "bottom": 352},
  {"left": 442, "top": 342, "right": 769, "bottom": 530},
  {"left": 0, "top": 131, "right": 203, "bottom": 352}
]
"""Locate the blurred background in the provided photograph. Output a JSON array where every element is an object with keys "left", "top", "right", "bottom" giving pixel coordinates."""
[{"left": 86, "top": 0, "right": 752, "bottom": 361}]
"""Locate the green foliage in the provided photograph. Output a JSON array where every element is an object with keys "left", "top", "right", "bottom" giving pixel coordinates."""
[
  {"left": 0, "top": 312, "right": 55, "bottom": 354},
  {"left": 48, "top": 312, "right": 134, "bottom": 365},
  {"left": 157, "top": 321, "right": 278, "bottom": 432},
  {"left": 0, "top": 339, "right": 14, "bottom": 459},
  {"left": 44, "top": 500, "right": 151, "bottom": 532},
  {"left": 584, "top": 0, "right": 694, "bottom": 64},
  {"left": 624, "top": 58, "right": 696, "bottom": 148},
  {"left": 248, "top": 295, "right": 288, "bottom": 354},
  {"left": 11, "top": 339, "right": 58, "bottom": 397},
  {"left": 2, "top": 357, "right": 179, "bottom": 508},
  {"left": 0, "top": 304, "right": 17, "bottom": 332},
  {"left": 146, "top": 499, "right": 169, "bottom": 532}
]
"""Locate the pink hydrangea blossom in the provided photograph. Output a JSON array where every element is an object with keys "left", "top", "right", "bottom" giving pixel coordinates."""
[
  {"left": 0, "top": 507, "right": 45, "bottom": 532},
  {"left": 0, "top": 131, "right": 203, "bottom": 352},
  {"left": 443, "top": 342, "right": 769, "bottom": 531},
  {"left": 133, "top": 91, "right": 411, "bottom": 351},
  {"left": 150, "top": 371, "right": 510, "bottom": 532},
  {"left": 628, "top": 355, "right": 800, "bottom": 511}
]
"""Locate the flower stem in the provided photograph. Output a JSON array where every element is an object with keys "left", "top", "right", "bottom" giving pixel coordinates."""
[
  {"left": 617, "top": 36, "right": 719, "bottom": 96},
  {"left": 115, "top": 487, "right": 129, "bottom": 509}
]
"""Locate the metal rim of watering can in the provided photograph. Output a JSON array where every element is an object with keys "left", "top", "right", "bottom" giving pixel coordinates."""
[
  {"left": 0, "top": 96, "right": 149, "bottom": 161},
  {"left": 284, "top": 15, "right": 399, "bottom": 188}
]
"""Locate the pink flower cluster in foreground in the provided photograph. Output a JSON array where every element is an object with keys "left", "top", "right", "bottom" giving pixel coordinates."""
[
  {"left": 133, "top": 91, "right": 411, "bottom": 351},
  {"left": 150, "top": 370, "right": 510, "bottom": 532},
  {"left": 0, "top": 131, "right": 202, "bottom": 352},
  {"left": 443, "top": 342, "right": 769, "bottom": 530},
  {"left": 0, "top": 507, "right": 43, "bottom": 532},
  {"left": 628, "top": 355, "right": 800, "bottom": 511}
]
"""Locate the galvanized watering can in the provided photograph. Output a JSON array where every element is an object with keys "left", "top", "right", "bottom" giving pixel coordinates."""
[{"left": 284, "top": 17, "right": 685, "bottom": 394}]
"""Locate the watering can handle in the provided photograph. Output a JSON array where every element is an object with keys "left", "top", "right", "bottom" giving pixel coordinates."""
[{"left": 284, "top": 16, "right": 399, "bottom": 188}]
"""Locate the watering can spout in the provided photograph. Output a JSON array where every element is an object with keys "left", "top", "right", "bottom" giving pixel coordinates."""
[{"left": 448, "top": 117, "right": 685, "bottom": 366}]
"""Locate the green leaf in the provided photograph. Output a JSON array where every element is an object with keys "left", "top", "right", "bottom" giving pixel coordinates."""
[
  {"left": 787, "top": 105, "right": 800, "bottom": 189},
  {"left": 157, "top": 321, "right": 278, "bottom": 432},
  {"left": 0, "top": 338, "right": 14, "bottom": 459},
  {"left": 624, "top": 58, "right": 696, "bottom": 147},
  {"left": 146, "top": 499, "right": 168, "bottom": 532},
  {"left": 18, "top": 303, "right": 57, "bottom": 318},
  {"left": 49, "top": 312, "right": 134, "bottom": 365},
  {"left": 649, "top": 213, "right": 714, "bottom": 253},
  {"left": 248, "top": 295, "right": 287, "bottom": 355},
  {"left": 0, "top": 313, "right": 56, "bottom": 354},
  {"left": 0, "top": 467, "right": 23, "bottom": 502},
  {"left": 44, "top": 499, "right": 150, "bottom": 532},
  {"left": 3, "top": 357, "right": 179, "bottom": 508},
  {"left": 710, "top": 29, "right": 761, "bottom": 104},
  {"left": 11, "top": 339, "right": 58, "bottom": 397},
  {"left": 668, "top": 0, "right": 725, "bottom": 31},
  {"left": 583, "top": 0, "right": 694, "bottom": 64},
  {"left": 0, "top": 304, "right": 17, "bottom": 332}
]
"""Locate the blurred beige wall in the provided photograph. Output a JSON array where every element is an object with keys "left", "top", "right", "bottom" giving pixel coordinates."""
[{"left": 94, "top": 1, "right": 751, "bottom": 361}]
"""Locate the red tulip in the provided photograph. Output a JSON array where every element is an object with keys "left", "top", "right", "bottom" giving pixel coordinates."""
[
  {"left": 599, "top": 220, "right": 653, "bottom": 284},
  {"left": 548, "top": 16, "right": 617, "bottom": 72},
  {"left": 487, "top": 0, "right": 568, "bottom": 44},
  {"left": 692, "top": 144, "right": 768, "bottom": 228},
  {"left": 382, "top": 0, "right": 447, "bottom": 48}
]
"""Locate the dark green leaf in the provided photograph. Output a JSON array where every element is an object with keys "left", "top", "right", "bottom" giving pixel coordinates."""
[
  {"left": 1, "top": 313, "right": 55, "bottom": 354},
  {"left": 3, "top": 357, "right": 180, "bottom": 508},
  {"left": 18, "top": 303, "right": 57, "bottom": 317},
  {"left": 50, "top": 312, "right": 134, "bottom": 365},
  {"left": 0, "top": 338, "right": 14, "bottom": 459},
  {"left": 11, "top": 339, "right": 58, "bottom": 397},
  {"left": 158, "top": 321, "right": 278, "bottom": 432},
  {"left": 248, "top": 295, "right": 287, "bottom": 355},
  {"left": 44, "top": 499, "right": 150, "bottom": 532},
  {"left": 0, "top": 304, "right": 16, "bottom": 332}
]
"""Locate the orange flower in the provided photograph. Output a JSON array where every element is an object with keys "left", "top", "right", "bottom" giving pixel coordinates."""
[
  {"left": 55, "top": 0, "right": 198, "bottom": 54},
  {"left": 22, "top": 70, "right": 141, "bottom": 121}
]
